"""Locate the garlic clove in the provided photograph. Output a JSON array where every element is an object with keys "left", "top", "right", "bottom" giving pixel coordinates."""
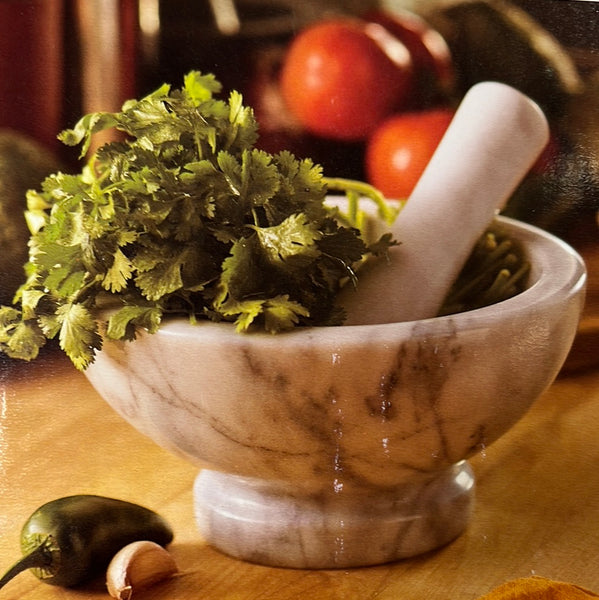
[{"left": 106, "top": 540, "right": 178, "bottom": 600}]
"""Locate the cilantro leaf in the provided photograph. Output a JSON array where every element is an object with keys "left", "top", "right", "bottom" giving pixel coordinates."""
[
  {"left": 184, "top": 71, "right": 222, "bottom": 105},
  {"left": 251, "top": 213, "right": 321, "bottom": 265},
  {"left": 102, "top": 248, "right": 134, "bottom": 293},
  {"left": 262, "top": 296, "right": 310, "bottom": 333},
  {"left": 56, "top": 303, "right": 102, "bottom": 370},
  {"left": 106, "top": 305, "right": 162, "bottom": 340},
  {"left": 3, "top": 321, "right": 47, "bottom": 361}
]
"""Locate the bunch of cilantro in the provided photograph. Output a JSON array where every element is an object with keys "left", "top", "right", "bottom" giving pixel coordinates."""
[{"left": 0, "top": 71, "right": 395, "bottom": 370}]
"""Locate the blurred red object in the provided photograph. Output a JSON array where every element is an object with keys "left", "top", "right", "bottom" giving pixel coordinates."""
[
  {"left": 0, "top": 0, "right": 64, "bottom": 151},
  {"left": 0, "top": 0, "right": 139, "bottom": 156},
  {"left": 280, "top": 18, "right": 413, "bottom": 142},
  {"left": 365, "top": 108, "right": 454, "bottom": 199}
]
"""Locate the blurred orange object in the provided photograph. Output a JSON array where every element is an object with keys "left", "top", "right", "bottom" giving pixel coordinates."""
[
  {"left": 478, "top": 576, "right": 599, "bottom": 599},
  {"left": 365, "top": 108, "right": 454, "bottom": 199},
  {"left": 74, "top": 0, "right": 139, "bottom": 153}
]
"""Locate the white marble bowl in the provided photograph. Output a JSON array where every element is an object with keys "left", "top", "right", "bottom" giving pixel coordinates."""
[{"left": 84, "top": 215, "right": 586, "bottom": 569}]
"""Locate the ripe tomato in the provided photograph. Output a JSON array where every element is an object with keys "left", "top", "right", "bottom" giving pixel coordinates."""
[
  {"left": 365, "top": 108, "right": 454, "bottom": 199},
  {"left": 363, "top": 8, "right": 455, "bottom": 104},
  {"left": 531, "top": 131, "right": 560, "bottom": 175},
  {"left": 279, "top": 18, "right": 413, "bottom": 142}
]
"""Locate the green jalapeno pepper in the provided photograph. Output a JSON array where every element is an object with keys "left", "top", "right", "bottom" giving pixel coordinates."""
[{"left": 0, "top": 494, "right": 174, "bottom": 589}]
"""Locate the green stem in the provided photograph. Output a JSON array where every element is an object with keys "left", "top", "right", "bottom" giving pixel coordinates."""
[
  {"left": 323, "top": 177, "right": 401, "bottom": 225},
  {"left": 0, "top": 543, "right": 54, "bottom": 590}
]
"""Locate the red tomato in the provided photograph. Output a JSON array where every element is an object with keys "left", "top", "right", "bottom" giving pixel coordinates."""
[
  {"left": 365, "top": 109, "right": 454, "bottom": 199},
  {"left": 531, "top": 131, "right": 560, "bottom": 175},
  {"left": 364, "top": 8, "right": 455, "bottom": 104},
  {"left": 279, "top": 18, "right": 413, "bottom": 142}
]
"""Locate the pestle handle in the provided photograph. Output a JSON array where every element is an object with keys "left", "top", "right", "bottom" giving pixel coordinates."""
[{"left": 341, "top": 81, "right": 550, "bottom": 325}]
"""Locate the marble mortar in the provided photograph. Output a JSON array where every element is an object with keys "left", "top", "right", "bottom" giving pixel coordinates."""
[{"left": 84, "top": 215, "right": 586, "bottom": 569}]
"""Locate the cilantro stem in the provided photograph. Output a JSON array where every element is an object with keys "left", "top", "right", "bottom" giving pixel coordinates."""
[{"left": 323, "top": 177, "right": 401, "bottom": 225}]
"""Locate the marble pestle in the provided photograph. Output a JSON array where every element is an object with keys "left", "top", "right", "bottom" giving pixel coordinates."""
[{"left": 340, "top": 81, "right": 550, "bottom": 325}]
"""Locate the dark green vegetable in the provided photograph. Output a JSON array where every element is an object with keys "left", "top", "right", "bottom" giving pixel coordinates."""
[
  {"left": 439, "top": 224, "right": 529, "bottom": 316},
  {"left": 0, "top": 71, "right": 396, "bottom": 371},
  {"left": 0, "top": 495, "right": 173, "bottom": 589}
]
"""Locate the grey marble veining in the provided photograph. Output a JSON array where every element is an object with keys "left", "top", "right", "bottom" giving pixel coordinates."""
[
  {"left": 85, "top": 216, "right": 586, "bottom": 568},
  {"left": 194, "top": 462, "right": 474, "bottom": 568}
]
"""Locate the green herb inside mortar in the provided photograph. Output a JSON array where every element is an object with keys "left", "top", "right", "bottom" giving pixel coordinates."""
[
  {"left": 0, "top": 71, "right": 396, "bottom": 370},
  {"left": 0, "top": 71, "right": 528, "bottom": 372},
  {"left": 440, "top": 225, "right": 529, "bottom": 316}
]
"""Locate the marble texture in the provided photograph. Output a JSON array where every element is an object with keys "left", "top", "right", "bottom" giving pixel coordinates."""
[
  {"left": 84, "top": 216, "right": 586, "bottom": 568},
  {"left": 194, "top": 462, "right": 474, "bottom": 568}
]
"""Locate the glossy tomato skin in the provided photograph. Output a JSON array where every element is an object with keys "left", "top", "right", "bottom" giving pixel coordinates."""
[
  {"left": 280, "top": 18, "right": 413, "bottom": 141},
  {"left": 363, "top": 8, "right": 455, "bottom": 105},
  {"left": 365, "top": 108, "right": 454, "bottom": 199},
  {"left": 531, "top": 130, "right": 560, "bottom": 175}
]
